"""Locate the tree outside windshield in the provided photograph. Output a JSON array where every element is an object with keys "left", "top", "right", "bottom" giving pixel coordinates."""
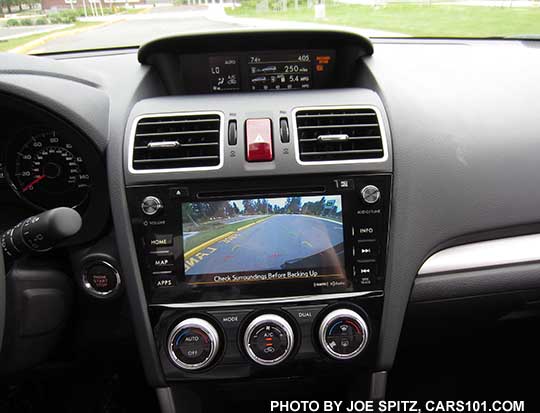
[{"left": 1, "top": 0, "right": 539, "bottom": 54}]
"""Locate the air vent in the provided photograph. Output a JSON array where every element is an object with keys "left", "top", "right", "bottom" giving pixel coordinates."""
[
  {"left": 295, "top": 107, "right": 384, "bottom": 163},
  {"left": 131, "top": 112, "right": 223, "bottom": 171}
]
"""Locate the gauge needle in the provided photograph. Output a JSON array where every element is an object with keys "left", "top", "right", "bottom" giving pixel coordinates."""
[{"left": 22, "top": 175, "right": 46, "bottom": 192}]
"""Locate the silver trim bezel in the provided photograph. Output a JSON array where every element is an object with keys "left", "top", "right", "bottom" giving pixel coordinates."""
[
  {"left": 167, "top": 318, "right": 220, "bottom": 371},
  {"left": 291, "top": 105, "right": 389, "bottom": 166},
  {"left": 127, "top": 111, "right": 225, "bottom": 175},
  {"left": 319, "top": 308, "right": 369, "bottom": 360},
  {"left": 82, "top": 260, "right": 122, "bottom": 298},
  {"left": 243, "top": 314, "right": 295, "bottom": 366},
  {"left": 149, "top": 291, "right": 383, "bottom": 309},
  {"left": 418, "top": 233, "right": 540, "bottom": 276}
]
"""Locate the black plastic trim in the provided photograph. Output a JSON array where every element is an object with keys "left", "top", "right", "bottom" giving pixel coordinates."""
[
  {"left": 138, "top": 29, "right": 373, "bottom": 64},
  {"left": 108, "top": 118, "right": 166, "bottom": 387},
  {"left": 0, "top": 251, "right": 5, "bottom": 356}
]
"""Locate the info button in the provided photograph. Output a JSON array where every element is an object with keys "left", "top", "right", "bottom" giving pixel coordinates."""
[{"left": 356, "top": 224, "right": 377, "bottom": 240}]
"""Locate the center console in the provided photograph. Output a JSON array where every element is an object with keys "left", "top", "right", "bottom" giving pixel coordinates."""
[
  {"left": 126, "top": 174, "right": 390, "bottom": 379},
  {"left": 110, "top": 29, "right": 393, "bottom": 403}
]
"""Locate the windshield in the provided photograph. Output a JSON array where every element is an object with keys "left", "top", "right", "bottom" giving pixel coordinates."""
[{"left": 1, "top": 2, "right": 539, "bottom": 54}]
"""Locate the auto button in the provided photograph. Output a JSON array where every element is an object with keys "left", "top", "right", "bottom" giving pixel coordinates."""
[{"left": 168, "top": 318, "right": 220, "bottom": 371}]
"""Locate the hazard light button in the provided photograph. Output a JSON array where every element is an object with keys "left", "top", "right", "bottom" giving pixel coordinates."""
[{"left": 245, "top": 118, "right": 273, "bottom": 162}]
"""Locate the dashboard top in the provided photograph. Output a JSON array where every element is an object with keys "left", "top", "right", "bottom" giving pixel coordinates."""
[
  {"left": 137, "top": 29, "right": 374, "bottom": 63},
  {"left": 137, "top": 29, "right": 374, "bottom": 96},
  {"left": 1, "top": 32, "right": 540, "bottom": 386}
]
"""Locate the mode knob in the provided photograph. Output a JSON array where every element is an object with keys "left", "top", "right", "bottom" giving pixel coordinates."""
[
  {"left": 360, "top": 185, "right": 381, "bottom": 204},
  {"left": 141, "top": 196, "right": 163, "bottom": 216},
  {"left": 319, "top": 309, "right": 369, "bottom": 360},
  {"left": 168, "top": 318, "right": 220, "bottom": 371},
  {"left": 244, "top": 314, "right": 294, "bottom": 366}
]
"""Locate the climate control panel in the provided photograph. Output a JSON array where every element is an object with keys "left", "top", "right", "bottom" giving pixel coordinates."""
[{"left": 155, "top": 299, "right": 380, "bottom": 380}]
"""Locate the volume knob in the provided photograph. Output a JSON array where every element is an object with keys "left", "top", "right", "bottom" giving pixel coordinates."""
[{"left": 141, "top": 196, "right": 163, "bottom": 216}]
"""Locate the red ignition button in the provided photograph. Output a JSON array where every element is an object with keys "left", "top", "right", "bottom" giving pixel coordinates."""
[{"left": 245, "top": 118, "right": 273, "bottom": 162}]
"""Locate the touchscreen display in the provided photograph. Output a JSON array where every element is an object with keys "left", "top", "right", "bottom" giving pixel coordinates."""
[{"left": 182, "top": 196, "right": 345, "bottom": 286}]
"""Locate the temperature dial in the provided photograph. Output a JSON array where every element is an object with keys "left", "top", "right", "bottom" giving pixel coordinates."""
[
  {"left": 319, "top": 309, "right": 369, "bottom": 360},
  {"left": 244, "top": 314, "right": 294, "bottom": 366},
  {"left": 167, "top": 318, "right": 220, "bottom": 371}
]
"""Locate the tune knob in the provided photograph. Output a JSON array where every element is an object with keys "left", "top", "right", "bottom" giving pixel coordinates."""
[
  {"left": 361, "top": 185, "right": 381, "bottom": 204},
  {"left": 167, "top": 318, "right": 220, "bottom": 371},
  {"left": 244, "top": 314, "right": 294, "bottom": 366},
  {"left": 319, "top": 309, "right": 369, "bottom": 360},
  {"left": 141, "top": 196, "right": 163, "bottom": 216}
]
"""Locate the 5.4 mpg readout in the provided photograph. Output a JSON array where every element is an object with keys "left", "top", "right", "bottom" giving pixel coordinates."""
[{"left": 248, "top": 53, "right": 312, "bottom": 91}]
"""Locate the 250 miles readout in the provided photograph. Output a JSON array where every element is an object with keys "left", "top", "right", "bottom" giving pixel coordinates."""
[{"left": 8, "top": 130, "right": 91, "bottom": 210}]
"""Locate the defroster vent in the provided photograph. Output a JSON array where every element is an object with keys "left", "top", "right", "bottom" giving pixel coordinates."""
[
  {"left": 131, "top": 112, "right": 223, "bottom": 171},
  {"left": 295, "top": 107, "right": 385, "bottom": 162}
]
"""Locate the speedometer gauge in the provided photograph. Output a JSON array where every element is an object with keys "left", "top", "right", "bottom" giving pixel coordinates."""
[{"left": 7, "top": 130, "right": 91, "bottom": 210}]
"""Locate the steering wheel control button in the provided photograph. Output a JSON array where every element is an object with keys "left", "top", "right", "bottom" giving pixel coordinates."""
[
  {"left": 360, "top": 185, "right": 381, "bottom": 204},
  {"left": 168, "top": 318, "right": 220, "bottom": 371},
  {"left": 82, "top": 261, "right": 121, "bottom": 298},
  {"left": 245, "top": 118, "right": 273, "bottom": 162},
  {"left": 141, "top": 196, "right": 163, "bottom": 216},
  {"left": 244, "top": 314, "right": 294, "bottom": 366},
  {"left": 319, "top": 309, "right": 369, "bottom": 360}
]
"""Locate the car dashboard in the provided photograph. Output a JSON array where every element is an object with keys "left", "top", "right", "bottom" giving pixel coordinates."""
[{"left": 1, "top": 29, "right": 540, "bottom": 411}]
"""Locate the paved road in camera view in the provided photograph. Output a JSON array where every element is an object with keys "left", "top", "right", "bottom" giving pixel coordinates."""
[{"left": 184, "top": 214, "right": 343, "bottom": 276}]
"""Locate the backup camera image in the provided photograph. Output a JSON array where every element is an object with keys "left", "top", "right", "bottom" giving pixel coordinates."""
[{"left": 182, "top": 195, "right": 345, "bottom": 284}]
